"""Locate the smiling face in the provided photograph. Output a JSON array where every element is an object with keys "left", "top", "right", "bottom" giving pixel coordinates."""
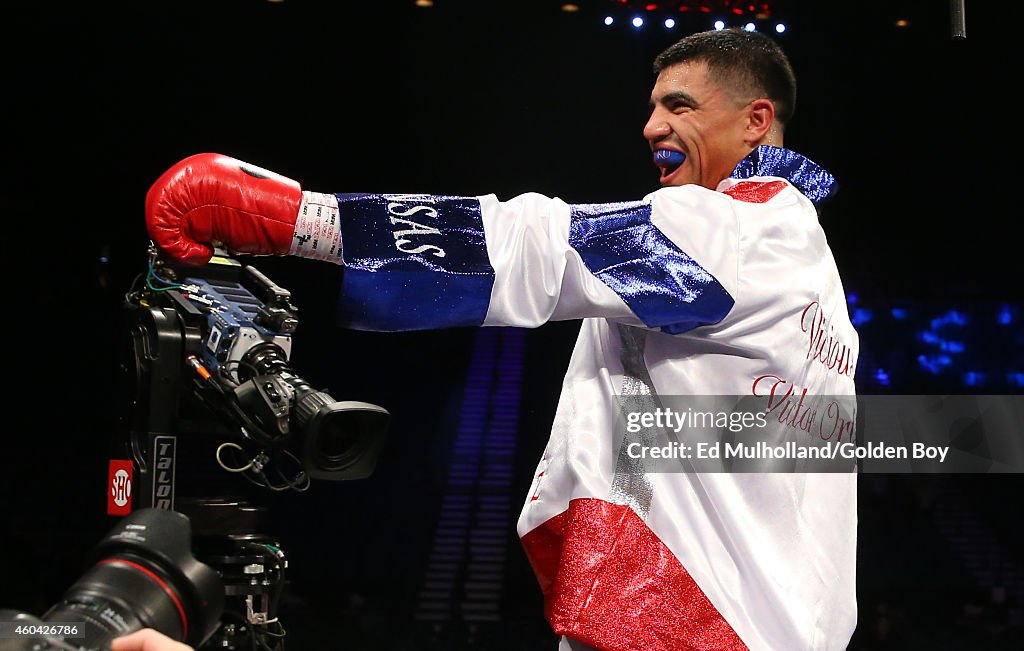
[{"left": 644, "top": 59, "right": 775, "bottom": 190}]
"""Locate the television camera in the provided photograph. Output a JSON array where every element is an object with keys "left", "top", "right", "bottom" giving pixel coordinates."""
[
  {"left": 0, "top": 244, "right": 390, "bottom": 650},
  {"left": 118, "top": 244, "right": 390, "bottom": 648},
  {"left": 121, "top": 244, "right": 391, "bottom": 493}
]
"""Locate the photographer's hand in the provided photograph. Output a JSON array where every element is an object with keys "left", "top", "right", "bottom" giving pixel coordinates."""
[
  {"left": 110, "top": 628, "right": 194, "bottom": 651},
  {"left": 146, "top": 153, "right": 343, "bottom": 267}
]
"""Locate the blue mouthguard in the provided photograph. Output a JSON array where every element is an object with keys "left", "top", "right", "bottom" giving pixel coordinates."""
[{"left": 653, "top": 149, "right": 686, "bottom": 166}]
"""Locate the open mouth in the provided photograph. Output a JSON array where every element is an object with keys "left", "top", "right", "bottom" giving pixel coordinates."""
[{"left": 653, "top": 149, "right": 686, "bottom": 182}]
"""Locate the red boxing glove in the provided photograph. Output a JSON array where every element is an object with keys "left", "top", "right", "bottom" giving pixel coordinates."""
[{"left": 145, "top": 153, "right": 342, "bottom": 266}]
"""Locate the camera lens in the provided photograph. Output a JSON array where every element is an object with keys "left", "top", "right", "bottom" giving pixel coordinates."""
[
  {"left": 301, "top": 399, "right": 391, "bottom": 480},
  {"left": 316, "top": 413, "right": 359, "bottom": 461},
  {"left": 21, "top": 509, "right": 224, "bottom": 650},
  {"left": 239, "top": 342, "right": 390, "bottom": 480}
]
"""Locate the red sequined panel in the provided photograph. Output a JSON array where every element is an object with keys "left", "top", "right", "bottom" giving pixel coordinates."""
[
  {"left": 723, "top": 180, "right": 787, "bottom": 204},
  {"left": 520, "top": 498, "right": 748, "bottom": 651}
]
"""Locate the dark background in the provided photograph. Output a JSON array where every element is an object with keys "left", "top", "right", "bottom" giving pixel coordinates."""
[{"left": 1, "top": 1, "right": 1020, "bottom": 649}]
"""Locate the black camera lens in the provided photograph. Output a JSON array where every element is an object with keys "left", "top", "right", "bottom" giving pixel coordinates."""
[
  {"left": 237, "top": 342, "right": 390, "bottom": 480},
  {"left": 0, "top": 509, "right": 224, "bottom": 650},
  {"left": 302, "top": 399, "right": 391, "bottom": 480},
  {"left": 317, "top": 414, "right": 359, "bottom": 460}
]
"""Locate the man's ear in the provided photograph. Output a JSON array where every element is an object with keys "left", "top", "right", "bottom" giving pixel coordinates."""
[{"left": 745, "top": 99, "right": 775, "bottom": 145}]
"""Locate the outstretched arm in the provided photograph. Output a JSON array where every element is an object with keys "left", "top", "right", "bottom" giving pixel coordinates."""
[{"left": 147, "top": 153, "right": 738, "bottom": 333}]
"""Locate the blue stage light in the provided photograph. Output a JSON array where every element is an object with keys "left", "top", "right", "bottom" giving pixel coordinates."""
[
  {"left": 963, "top": 372, "right": 986, "bottom": 386},
  {"left": 998, "top": 304, "right": 1015, "bottom": 325},
  {"left": 852, "top": 308, "right": 873, "bottom": 326}
]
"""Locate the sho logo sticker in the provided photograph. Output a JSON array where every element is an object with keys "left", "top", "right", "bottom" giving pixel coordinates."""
[{"left": 107, "top": 460, "right": 133, "bottom": 516}]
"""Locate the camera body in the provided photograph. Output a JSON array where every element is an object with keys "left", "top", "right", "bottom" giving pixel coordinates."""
[{"left": 120, "top": 249, "right": 390, "bottom": 513}]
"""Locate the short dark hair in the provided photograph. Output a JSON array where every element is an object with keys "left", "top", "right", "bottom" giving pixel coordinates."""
[{"left": 653, "top": 28, "right": 797, "bottom": 128}]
